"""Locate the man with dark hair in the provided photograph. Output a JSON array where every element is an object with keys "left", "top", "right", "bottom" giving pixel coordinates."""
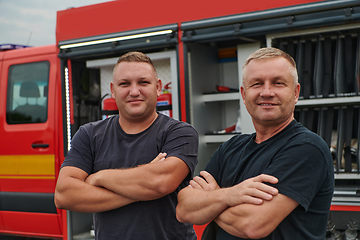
[
  {"left": 55, "top": 51, "right": 198, "bottom": 240},
  {"left": 176, "top": 47, "right": 334, "bottom": 240}
]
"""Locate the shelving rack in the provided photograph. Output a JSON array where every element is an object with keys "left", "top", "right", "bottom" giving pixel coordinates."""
[{"left": 268, "top": 24, "right": 360, "bottom": 231}]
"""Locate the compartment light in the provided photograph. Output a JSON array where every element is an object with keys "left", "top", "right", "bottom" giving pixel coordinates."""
[
  {"left": 59, "top": 29, "right": 173, "bottom": 49},
  {"left": 64, "top": 67, "right": 71, "bottom": 151}
]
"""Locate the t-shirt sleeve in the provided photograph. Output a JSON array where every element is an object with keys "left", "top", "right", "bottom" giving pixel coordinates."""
[
  {"left": 61, "top": 125, "right": 94, "bottom": 175},
  {"left": 264, "top": 140, "right": 329, "bottom": 211},
  {"left": 204, "top": 146, "right": 222, "bottom": 184},
  {"left": 161, "top": 123, "right": 199, "bottom": 176}
]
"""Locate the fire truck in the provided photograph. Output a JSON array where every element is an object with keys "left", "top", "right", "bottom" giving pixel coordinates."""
[{"left": 1, "top": 0, "right": 360, "bottom": 239}]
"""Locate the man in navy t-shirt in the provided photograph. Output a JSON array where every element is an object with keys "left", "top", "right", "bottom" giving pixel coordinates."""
[
  {"left": 176, "top": 47, "right": 334, "bottom": 240},
  {"left": 55, "top": 51, "right": 198, "bottom": 240}
]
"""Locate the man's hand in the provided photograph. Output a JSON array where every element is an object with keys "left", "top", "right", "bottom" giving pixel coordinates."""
[
  {"left": 189, "top": 171, "right": 278, "bottom": 206},
  {"left": 85, "top": 171, "right": 100, "bottom": 187},
  {"left": 226, "top": 174, "right": 279, "bottom": 207},
  {"left": 150, "top": 153, "right": 167, "bottom": 163},
  {"left": 189, "top": 171, "right": 220, "bottom": 191}
]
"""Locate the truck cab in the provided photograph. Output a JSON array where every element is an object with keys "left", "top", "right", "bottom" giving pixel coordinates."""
[{"left": 0, "top": 45, "right": 64, "bottom": 238}]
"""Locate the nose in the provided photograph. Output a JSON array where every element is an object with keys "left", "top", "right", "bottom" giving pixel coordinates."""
[
  {"left": 129, "top": 84, "right": 140, "bottom": 97},
  {"left": 259, "top": 82, "right": 274, "bottom": 97}
]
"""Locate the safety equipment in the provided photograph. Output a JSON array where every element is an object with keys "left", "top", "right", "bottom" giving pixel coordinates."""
[{"left": 157, "top": 82, "right": 172, "bottom": 117}]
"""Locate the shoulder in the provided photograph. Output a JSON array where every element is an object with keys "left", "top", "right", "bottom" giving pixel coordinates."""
[
  {"left": 209, "top": 133, "right": 253, "bottom": 162},
  {"left": 71, "top": 116, "right": 119, "bottom": 145},
  {"left": 280, "top": 122, "right": 333, "bottom": 178},
  {"left": 156, "top": 113, "right": 198, "bottom": 136},
  {"left": 220, "top": 133, "right": 253, "bottom": 150},
  {"left": 79, "top": 115, "right": 118, "bottom": 135},
  {"left": 288, "top": 122, "right": 330, "bottom": 154}
]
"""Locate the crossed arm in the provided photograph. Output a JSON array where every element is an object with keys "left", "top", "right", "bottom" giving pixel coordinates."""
[
  {"left": 55, "top": 153, "right": 190, "bottom": 213},
  {"left": 176, "top": 171, "right": 299, "bottom": 239}
]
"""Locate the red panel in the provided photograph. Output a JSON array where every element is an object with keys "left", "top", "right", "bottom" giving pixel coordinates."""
[
  {"left": 0, "top": 179, "right": 55, "bottom": 193},
  {"left": 331, "top": 205, "right": 360, "bottom": 212},
  {"left": 56, "top": 0, "right": 325, "bottom": 43},
  {"left": 1, "top": 211, "right": 62, "bottom": 238},
  {"left": 194, "top": 224, "right": 207, "bottom": 240},
  {"left": 177, "top": 25, "right": 187, "bottom": 122},
  {"left": 60, "top": 209, "right": 68, "bottom": 240},
  {"left": 0, "top": 211, "right": 4, "bottom": 230}
]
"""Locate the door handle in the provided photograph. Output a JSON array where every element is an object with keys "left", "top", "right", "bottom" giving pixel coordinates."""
[{"left": 31, "top": 143, "right": 49, "bottom": 148}]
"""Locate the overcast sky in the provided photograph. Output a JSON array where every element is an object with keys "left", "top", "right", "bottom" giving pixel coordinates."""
[{"left": 0, "top": 0, "right": 111, "bottom": 47}]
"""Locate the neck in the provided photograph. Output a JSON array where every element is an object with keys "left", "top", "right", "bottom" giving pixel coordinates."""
[
  {"left": 119, "top": 112, "right": 158, "bottom": 134},
  {"left": 253, "top": 117, "right": 294, "bottom": 144}
]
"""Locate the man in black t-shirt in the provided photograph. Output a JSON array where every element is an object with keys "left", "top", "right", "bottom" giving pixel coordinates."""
[
  {"left": 176, "top": 48, "right": 334, "bottom": 240},
  {"left": 55, "top": 52, "right": 198, "bottom": 240}
]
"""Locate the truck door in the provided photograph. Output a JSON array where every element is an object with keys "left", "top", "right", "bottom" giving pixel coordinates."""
[{"left": 0, "top": 47, "right": 61, "bottom": 238}]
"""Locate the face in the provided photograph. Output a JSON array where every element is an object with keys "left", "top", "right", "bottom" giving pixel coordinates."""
[
  {"left": 240, "top": 57, "right": 300, "bottom": 127},
  {"left": 111, "top": 61, "right": 162, "bottom": 122}
]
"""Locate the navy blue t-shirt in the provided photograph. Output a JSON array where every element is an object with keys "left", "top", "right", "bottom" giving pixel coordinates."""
[
  {"left": 62, "top": 113, "right": 198, "bottom": 240},
  {"left": 205, "top": 120, "right": 334, "bottom": 240}
]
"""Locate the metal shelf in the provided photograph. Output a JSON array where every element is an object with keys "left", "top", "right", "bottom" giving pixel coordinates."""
[
  {"left": 296, "top": 96, "right": 360, "bottom": 107},
  {"left": 334, "top": 173, "right": 360, "bottom": 179},
  {"left": 202, "top": 92, "right": 240, "bottom": 102},
  {"left": 203, "top": 134, "right": 238, "bottom": 143}
]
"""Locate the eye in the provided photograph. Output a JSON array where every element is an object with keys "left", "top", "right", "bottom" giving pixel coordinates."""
[
  {"left": 139, "top": 80, "right": 150, "bottom": 85},
  {"left": 250, "top": 82, "right": 261, "bottom": 88},
  {"left": 274, "top": 81, "right": 285, "bottom": 86},
  {"left": 119, "top": 81, "right": 130, "bottom": 87}
]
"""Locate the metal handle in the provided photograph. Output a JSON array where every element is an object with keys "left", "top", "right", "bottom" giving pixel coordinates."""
[{"left": 31, "top": 143, "right": 49, "bottom": 148}]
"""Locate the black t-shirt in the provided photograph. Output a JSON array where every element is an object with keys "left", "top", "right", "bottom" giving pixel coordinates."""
[
  {"left": 62, "top": 113, "right": 198, "bottom": 240},
  {"left": 205, "top": 120, "right": 334, "bottom": 240}
]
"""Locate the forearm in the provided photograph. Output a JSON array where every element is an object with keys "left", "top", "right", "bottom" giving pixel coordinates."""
[
  {"left": 96, "top": 168, "right": 162, "bottom": 200},
  {"left": 177, "top": 172, "right": 280, "bottom": 226},
  {"left": 215, "top": 205, "right": 253, "bottom": 238},
  {"left": 89, "top": 157, "right": 189, "bottom": 200},
  {"left": 55, "top": 175, "right": 136, "bottom": 213},
  {"left": 215, "top": 193, "right": 298, "bottom": 239},
  {"left": 176, "top": 187, "right": 229, "bottom": 225}
]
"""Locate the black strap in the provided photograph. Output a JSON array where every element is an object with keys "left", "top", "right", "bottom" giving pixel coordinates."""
[
  {"left": 357, "top": 106, "right": 360, "bottom": 174},
  {"left": 303, "top": 40, "right": 313, "bottom": 98},
  {"left": 306, "top": 108, "right": 315, "bottom": 132},
  {"left": 287, "top": 39, "right": 295, "bottom": 59},
  {"left": 344, "top": 106, "right": 353, "bottom": 172},
  {"left": 156, "top": 105, "right": 172, "bottom": 111},
  {"left": 345, "top": 35, "right": 354, "bottom": 93},
  {"left": 323, "top": 38, "right": 332, "bottom": 98},
  {"left": 323, "top": 107, "right": 334, "bottom": 147}
]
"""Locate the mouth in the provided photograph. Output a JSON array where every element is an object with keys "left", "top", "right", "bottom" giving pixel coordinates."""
[
  {"left": 257, "top": 102, "right": 279, "bottom": 108},
  {"left": 258, "top": 103, "right": 278, "bottom": 106},
  {"left": 127, "top": 99, "right": 143, "bottom": 104}
]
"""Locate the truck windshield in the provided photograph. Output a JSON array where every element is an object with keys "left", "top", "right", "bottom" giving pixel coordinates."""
[{"left": 6, "top": 61, "right": 49, "bottom": 124}]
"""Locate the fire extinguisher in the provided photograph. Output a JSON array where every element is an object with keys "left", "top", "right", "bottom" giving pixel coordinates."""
[
  {"left": 157, "top": 82, "right": 172, "bottom": 117},
  {"left": 101, "top": 95, "right": 118, "bottom": 119}
]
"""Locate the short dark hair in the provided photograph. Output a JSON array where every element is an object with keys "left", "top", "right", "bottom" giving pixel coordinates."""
[{"left": 113, "top": 51, "right": 158, "bottom": 78}]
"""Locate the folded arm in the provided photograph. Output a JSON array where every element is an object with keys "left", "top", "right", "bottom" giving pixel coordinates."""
[
  {"left": 85, "top": 154, "right": 190, "bottom": 201},
  {"left": 215, "top": 193, "right": 299, "bottom": 239},
  {"left": 176, "top": 171, "right": 279, "bottom": 225},
  {"left": 54, "top": 166, "right": 136, "bottom": 213}
]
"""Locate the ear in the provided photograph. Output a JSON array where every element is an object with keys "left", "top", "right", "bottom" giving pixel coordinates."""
[
  {"left": 110, "top": 81, "right": 115, "bottom": 99},
  {"left": 294, "top": 83, "right": 300, "bottom": 104},
  {"left": 157, "top": 79, "right": 163, "bottom": 97},
  {"left": 240, "top": 86, "right": 246, "bottom": 105}
]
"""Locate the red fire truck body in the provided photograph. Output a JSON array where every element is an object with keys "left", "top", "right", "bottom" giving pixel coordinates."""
[{"left": 1, "top": 0, "right": 360, "bottom": 239}]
